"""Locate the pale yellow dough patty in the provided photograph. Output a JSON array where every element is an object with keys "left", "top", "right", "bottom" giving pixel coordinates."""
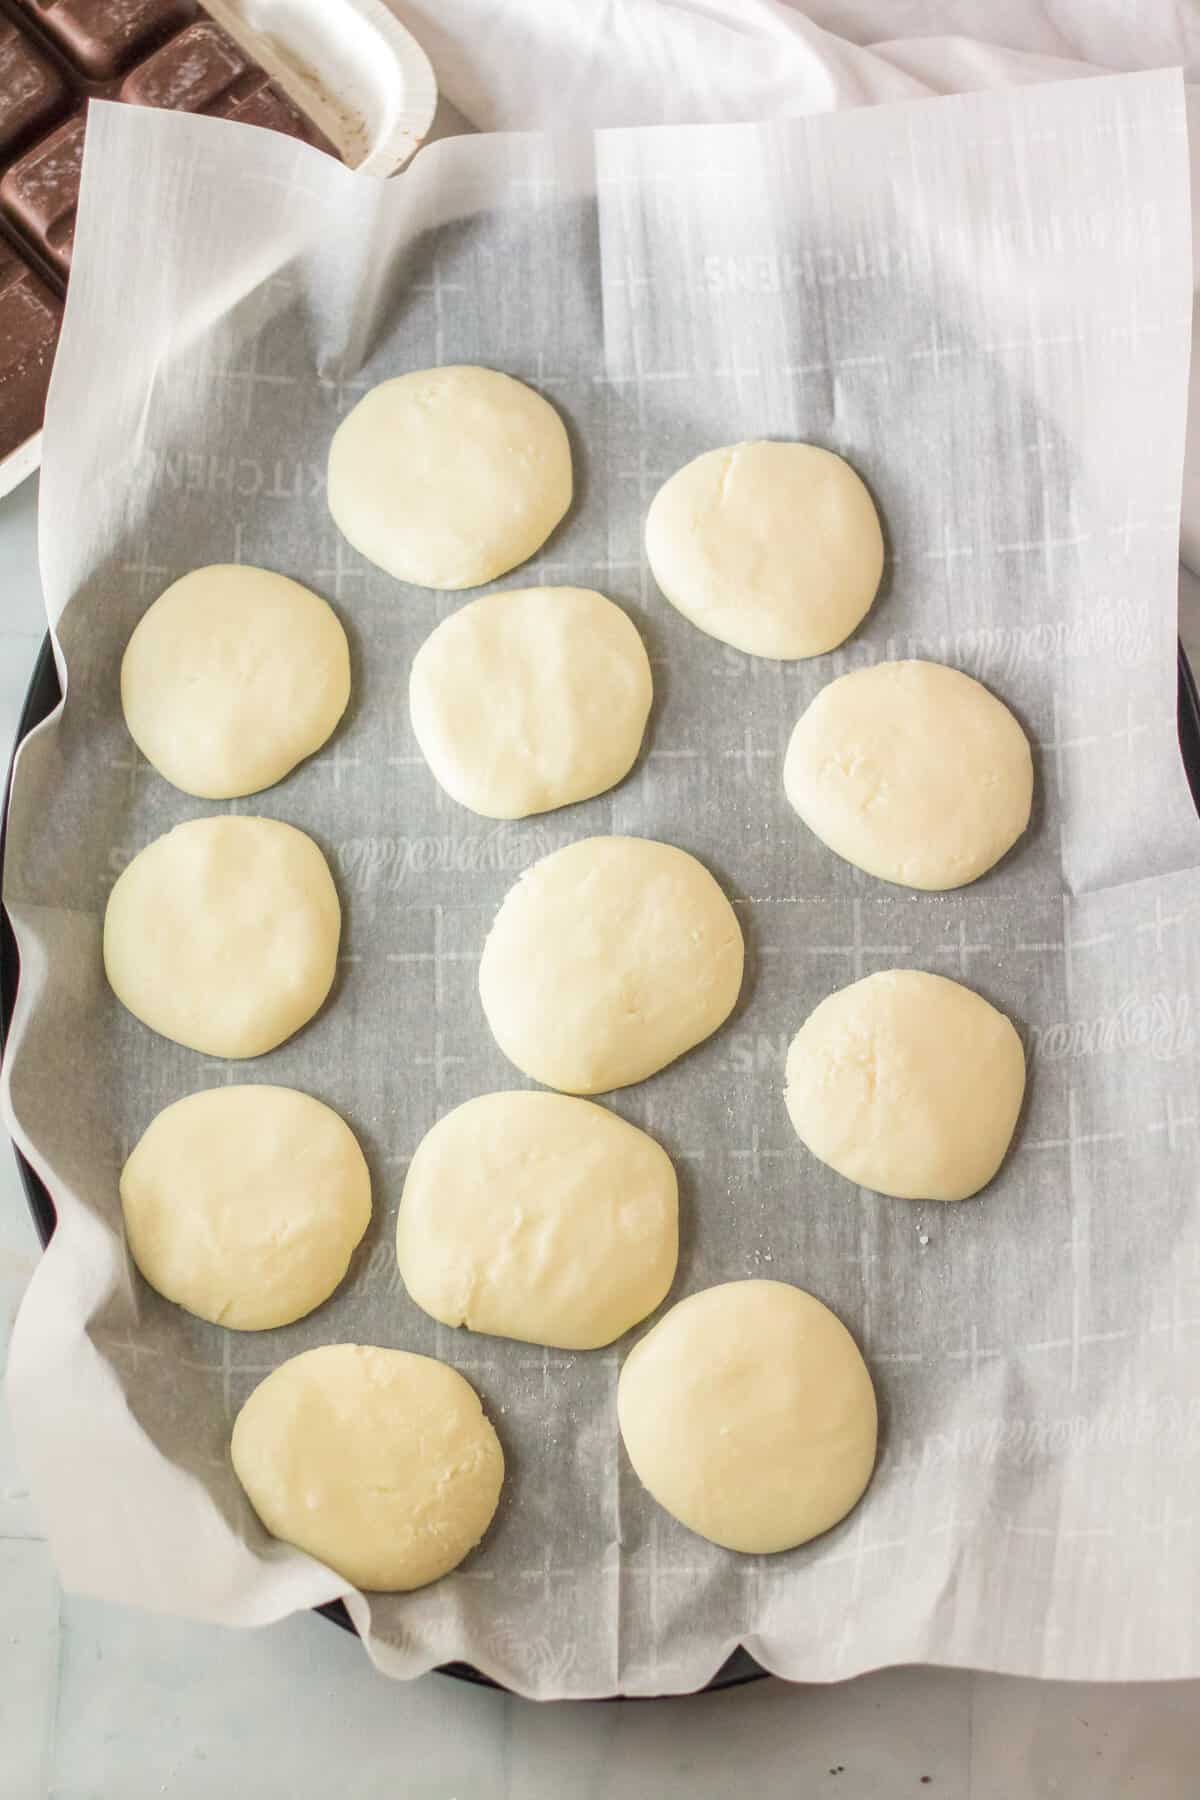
[
  {"left": 121, "top": 1086, "right": 370, "bottom": 1330},
  {"left": 478, "top": 836, "right": 745, "bottom": 1094},
  {"left": 397, "top": 1091, "right": 678, "bottom": 1349},
  {"left": 618, "top": 1280, "right": 877, "bottom": 1553},
  {"left": 409, "top": 586, "right": 652, "bottom": 819},
  {"left": 785, "top": 660, "right": 1033, "bottom": 889},
  {"left": 120, "top": 564, "right": 350, "bottom": 800},
  {"left": 327, "top": 365, "right": 572, "bottom": 589},
  {"left": 785, "top": 969, "right": 1026, "bottom": 1202},
  {"left": 103, "top": 816, "right": 340, "bottom": 1059},
  {"left": 231, "top": 1345, "right": 504, "bottom": 1591},
  {"left": 645, "top": 441, "right": 883, "bottom": 659}
]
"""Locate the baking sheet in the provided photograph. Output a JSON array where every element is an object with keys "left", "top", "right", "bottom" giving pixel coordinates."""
[{"left": 3, "top": 76, "right": 1199, "bottom": 1698}]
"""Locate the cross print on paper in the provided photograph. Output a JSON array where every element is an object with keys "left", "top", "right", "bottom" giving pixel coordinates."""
[
  {"left": 316, "top": 737, "right": 362, "bottom": 791},
  {"left": 313, "top": 533, "right": 367, "bottom": 602},
  {"left": 318, "top": 364, "right": 372, "bottom": 412},
  {"left": 1136, "top": 892, "right": 1185, "bottom": 954},
  {"left": 218, "top": 331, "right": 296, "bottom": 429},
  {"left": 604, "top": 554, "right": 653, "bottom": 611},
  {"left": 603, "top": 256, "right": 655, "bottom": 297},
  {"left": 1140, "top": 1495, "right": 1196, "bottom": 1567},
  {"left": 730, "top": 1120, "right": 793, "bottom": 1185},
  {"left": 713, "top": 361, "right": 764, "bottom": 411},
  {"left": 1148, "top": 1280, "right": 1200, "bottom": 1357},
  {"left": 532, "top": 557, "right": 586, "bottom": 588},
  {"left": 518, "top": 1345, "right": 577, "bottom": 1404},
  {"left": 636, "top": 1097, "right": 707, "bottom": 1165},
  {"left": 723, "top": 725, "right": 777, "bottom": 784},
  {"left": 983, "top": 329, "right": 1084, "bottom": 357},
  {"left": 922, "top": 520, "right": 974, "bottom": 574},
  {"left": 617, "top": 445, "right": 674, "bottom": 509},
  {"left": 845, "top": 1211, "right": 881, "bottom": 1352},
  {"left": 386, "top": 905, "right": 480, "bottom": 1012},
  {"left": 647, "top": 744, "right": 701, "bottom": 763},
  {"left": 408, "top": 259, "right": 466, "bottom": 365},
  {"left": 1016, "top": 894, "right": 1112, "bottom": 1010},
  {"left": 909, "top": 329, "right": 961, "bottom": 379},
  {"left": 518, "top": 1541, "right": 580, "bottom": 1607},
  {"left": 509, "top": 169, "right": 557, "bottom": 210},
  {"left": 946, "top": 1321, "right": 1001, "bottom": 1384},
  {"left": 1026, "top": 419, "right": 1056, "bottom": 487},
  {"left": 413, "top": 1030, "right": 465, "bottom": 1091},
  {"left": 1147, "top": 1092, "right": 1198, "bottom": 1152},
  {"left": 120, "top": 541, "right": 171, "bottom": 598},
  {"left": 930, "top": 919, "right": 992, "bottom": 981},
  {"left": 592, "top": 367, "right": 693, "bottom": 390},
  {"left": 107, "top": 749, "right": 147, "bottom": 805},
  {"left": 388, "top": 752, "right": 448, "bottom": 814},
  {"left": 836, "top": 353, "right": 888, "bottom": 375},
  {"left": 785, "top": 359, "right": 830, "bottom": 382},
  {"left": 199, "top": 1060, "right": 241, "bottom": 1088},
  {"left": 996, "top": 528, "right": 1089, "bottom": 578},
  {"left": 805, "top": 896, "right": 914, "bottom": 984},
  {"left": 830, "top": 1507, "right": 910, "bottom": 1669}
]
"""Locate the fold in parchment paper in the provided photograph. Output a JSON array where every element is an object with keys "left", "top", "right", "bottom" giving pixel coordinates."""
[{"left": 4, "top": 73, "right": 1199, "bottom": 1697}]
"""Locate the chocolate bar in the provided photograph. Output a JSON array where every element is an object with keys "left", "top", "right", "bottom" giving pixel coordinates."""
[{"left": 0, "top": 0, "right": 338, "bottom": 465}]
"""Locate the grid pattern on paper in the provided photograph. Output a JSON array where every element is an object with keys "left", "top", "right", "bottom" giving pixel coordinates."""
[{"left": 6, "top": 76, "right": 1199, "bottom": 1697}]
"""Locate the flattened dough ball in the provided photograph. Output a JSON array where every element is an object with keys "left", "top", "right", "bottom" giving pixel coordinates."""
[
  {"left": 397, "top": 1091, "right": 678, "bottom": 1349},
  {"left": 231, "top": 1345, "right": 504, "bottom": 1591},
  {"left": 409, "top": 586, "right": 652, "bottom": 819},
  {"left": 785, "top": 970, "right": 1025, "bottom": 1202},
  {"left": 478, "top": 836, "right": 744, "bottom": 1094},
  {"left": 645, "top": 441, "right": 883, "bottom": 659},
  {"left": 618, "top": 1281, "right": 877, "bottom": 1553},
  {"left": 103, "top": 816, "right": 340, "bottom": 1059},
  {"left": 121, "top": 1086, "right": 370, "bottom": 1330},
  {"left": 785, "top": 660, "right": 1033, "bottom": 890},
  {"left": 120, "top": 565, "right": 351, "bottom": 799},
  {"left": 327, "top": 366, "right": 572, "bottom": 589}
]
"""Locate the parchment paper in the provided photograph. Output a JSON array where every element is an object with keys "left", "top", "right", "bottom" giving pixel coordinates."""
[{"left": 4, "top": 73, "right": 1199, "bottom": 1698}]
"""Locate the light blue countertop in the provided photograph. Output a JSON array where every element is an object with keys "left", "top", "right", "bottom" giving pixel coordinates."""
[{"left": 2, "top": 475, "right": 1198, "bottom": 1798}]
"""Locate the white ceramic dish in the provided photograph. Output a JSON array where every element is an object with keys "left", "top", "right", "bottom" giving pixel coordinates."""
[{"left": 0, "top": 0, "right": 438, "bottom": 501}]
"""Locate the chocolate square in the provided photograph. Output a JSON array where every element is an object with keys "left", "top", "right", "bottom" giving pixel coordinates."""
[
  {"left": 0, "top": 20, "right": 68, "bottom": 159},
  {"left": 12, "top": 0, "right": 198, "bottom": 82},
  {"left": 0, "top": 108, "right": 86, "bottom": 275},
  {"left": 119, "top": 19, "right": 256, "bottom": 111},
  {"left": 121, "top": 21, "right": 329, "bottom": 148}
]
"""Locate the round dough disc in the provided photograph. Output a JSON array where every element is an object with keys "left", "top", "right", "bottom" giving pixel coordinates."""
[
  {"left": 231, "top": 1345, "right": 504, "bottom": 1591},
  {"left": 785, "top": 969, "right": 1026, "bottom": 1202},
  {"left": 120, "top": 564, "right": 351, "bottom": 800},
  {"left": 327, "top": 366, "right": 572, "bottom": 590},
  {"left": 409, "top": 586, "right": 652, "bottom": 819},
  {"left": 103, "top": 816, "right": 341, "bottom": 1059},
  {"left": 397, "top": 1091, "right": 678, "bottom": 1349},
  {"left": 785, "top": 660, "right": 1033, "bottom": 890},
  {"left": 645, "top": 441, "right": 883, "bottom": 659},
  {"left": 121, "top": 1086, "right": 371, "bottom": 1330},
  {"left": 618, "top": 1280, "right": 877, "bottom": 1554},
  {"left": 478, "top": 836, "right": 745, "bottom": 1094}
]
